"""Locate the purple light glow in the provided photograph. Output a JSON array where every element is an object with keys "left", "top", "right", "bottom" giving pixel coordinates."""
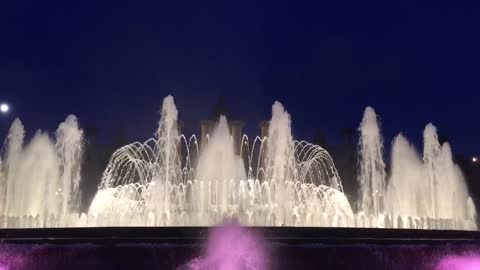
[
  {"left": 436, "top": 254, "right": 480, "bottom": 270},
  {"left": 182, "top": 222, "right": 269, "bottom": 270},
  {"left": 0, "top": 249, "right": 24, "bottom": 270}
]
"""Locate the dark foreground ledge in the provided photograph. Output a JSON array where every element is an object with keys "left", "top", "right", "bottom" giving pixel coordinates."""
[
  {"left": 1, "top": 226, "right": 480, "bottom": 245},
  {"left": 1, "top": 227, "right": 480, "bottom": 270}
]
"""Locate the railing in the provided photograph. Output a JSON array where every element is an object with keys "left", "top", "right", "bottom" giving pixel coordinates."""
[{"left": 0, "top": 213, "right": 476, "bottom": 231}]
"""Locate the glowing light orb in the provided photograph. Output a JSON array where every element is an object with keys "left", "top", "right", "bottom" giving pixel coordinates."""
[
  {"left": 0, "top": 103, "right": 9, "bottom": 113},
  {"left": 473, "top": 157, "right": 478, "bottom": 163}
]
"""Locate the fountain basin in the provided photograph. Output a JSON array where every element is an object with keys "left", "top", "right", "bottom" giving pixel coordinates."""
[
  {"left": 1, "top": 226, "right": 480, "bottom": 244},
  {"left": 0, "top": 227, "right": 480, "bottom": 269}
]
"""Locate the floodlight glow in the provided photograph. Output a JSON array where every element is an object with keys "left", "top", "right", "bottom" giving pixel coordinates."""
[{"left": 0, "top": 103, "right": 9, "bottom": 113}]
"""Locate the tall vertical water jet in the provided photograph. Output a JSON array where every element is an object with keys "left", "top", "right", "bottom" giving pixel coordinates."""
[
  {"left": 260, "top": 101, "right": 348, "bottom": 224},
  {"left": 2, "top": 119, "right": 25, "bottom": 217},
  {"left": 56, "top": 115, "right": 84, "bottom": 217},
  {"left": 386, "top": 134, "right": 427, "bottom": 218},
  {"left": 358, "top": 107, "right": 386, "bottom": 216},
  {"left": 423, "top": 123, "right": 441, "bottom": 218},
  {"left": 150, "top": 95, "right": 181, "bottom": 221},
  {"left": 155, "top": 95, "right": 181, "bottom": 185},
  {"left": 262, "top": 102, "right": 296, "bottom": 225},
  {"left": 264, "top": 101, "right": 295, "bottom": 184},
  {"left": 196, "top": 116, "right": 246, "bottom": 216},
  {"left": 422, "top": 123, "right": 471, "bottom": 220},
  {"left": 6, "top": 131, "right": 60, "bottom": 217},
  {"left": 435, "top": 142, "right": 469, "bottom": 219}
]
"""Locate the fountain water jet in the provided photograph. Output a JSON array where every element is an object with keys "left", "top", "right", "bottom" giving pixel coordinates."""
[
  {"left": 0, "top": 95, "right": 474, "bottom": 230},
  {"left": 56, "top": 115, "right": 84, "bottom": 217},
  {"left": 424, "top": 123, "right": 441, "bottom": 219},
  {"left": 0, "top": 116, "right": 84, "bottom": 226},
  {"left": 1, "top": 118, "right": 25, "bottom": 216},
  {"left": 89, "top": 96, "right": 351, "bottom": 226},
  {"left": 357, "top": 107, "right": 386, "bottom": 216},
  {"left": 356, "top": 107, "right": 476, "bottom": 229},
  {"left": 195, "top": 116, "right": 247, "bottom": 216},
  {"left": 386, "top": 134, "right": 427, "bottom": 218},
  {"left": 264, "top": 101, "right": 295, "bottom": 185}
]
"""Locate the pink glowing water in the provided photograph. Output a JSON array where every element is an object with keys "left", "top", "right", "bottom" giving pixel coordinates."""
[
  {"left": 436, "top": 254, "right": 480, "bottom": 270},
  {"left": 182, "top": 222, "right": 268, "bottom": 270}
]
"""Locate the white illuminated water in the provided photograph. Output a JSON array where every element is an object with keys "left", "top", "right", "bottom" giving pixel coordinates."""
[{"left": 0, "top": 96, "right": 476, "bottom": 230}]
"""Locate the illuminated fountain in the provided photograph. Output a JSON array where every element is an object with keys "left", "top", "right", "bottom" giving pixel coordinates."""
[
  {"left": 88, "top": 97, "right": 352, "bottom": 226},
  {"left": 0, "top": 115, "right": 83, "bottom": 227},
  {"left": 357, "top": 107, "right": 387, "bottom": 217},
  {"left": 0, "top": 95, "right": 476, "bottom": 229},
  {"left": 360, "top": 107, "right": 477, "bottom": 229},
  {"left": 385, "top": 123, "right": 476, "bottom": 229}
]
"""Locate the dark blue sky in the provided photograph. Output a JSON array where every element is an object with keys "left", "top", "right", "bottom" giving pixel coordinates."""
[{"left": 1, "top": 1, "right": 479, "bottom": 156}]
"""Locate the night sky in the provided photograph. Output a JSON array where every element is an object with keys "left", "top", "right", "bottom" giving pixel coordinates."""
[{"left": 1, "top": 1, "right": 479, "bottom": 156}]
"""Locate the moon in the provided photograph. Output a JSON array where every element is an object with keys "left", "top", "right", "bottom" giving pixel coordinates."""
[{"left": 0, "top": 103, "right": 9, "bottom": 113}]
